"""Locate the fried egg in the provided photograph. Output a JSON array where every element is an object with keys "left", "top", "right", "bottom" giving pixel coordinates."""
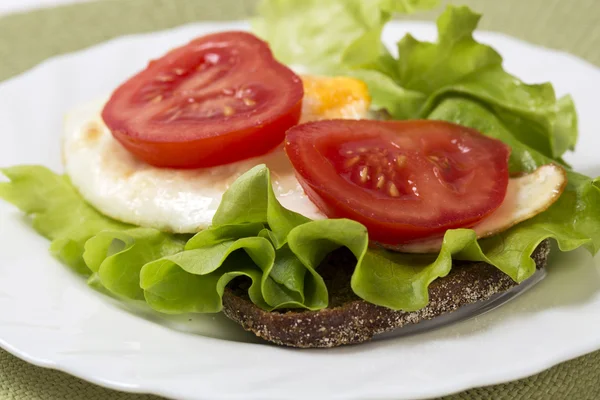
[
  {"left": 62, "top": 75, "right": 371, "bottom": 233},
  {"left": 63, "top": 74, "right": 566, "bottom": 248}
]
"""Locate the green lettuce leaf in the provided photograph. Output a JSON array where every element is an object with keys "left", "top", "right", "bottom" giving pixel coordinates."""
[
  {"left": 83, "top": 228, "right": 185, "bottom": 300},
  {"left": 396, "top": 6, "right": 502, "bottom": 92},
  {"left": 212, "top": 165, "right": 309, "bottom": 247},
  {"left": 286, "top": 218, "right": 449, "bottom": 311},
  {"left": 252, "top": 0, "right": 438, "bottom": 73},
  {"left": 398, "top": 7, "right": 577, "bottom": 159},
  {"left": 141, "top": 236, "right": 275, "bottom": 313},
  {"left": 0, "top": 166, "right": 186, "bottom": 296},
  {"left": 391, "top": 6, "right": 577, "bottom": 159},
  {"left": 139, "top": 166, "right": 328, "bottom": 312},
  {"left": 348, "top": 68, "right": 427, "bottom": 119},
  {"left": 0, "top": 166, "right": 129, "bottom": 274},
  {"left": 421, "top": 65, "right": 577, "bottom": 160}
]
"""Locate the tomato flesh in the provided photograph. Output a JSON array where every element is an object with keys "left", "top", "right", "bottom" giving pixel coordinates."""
[
  {"left": 102, "top": 31, "right": 303, "bottom": 168},
  {"left": 285, "top": 120, "right": 510, "bottom": 244}
]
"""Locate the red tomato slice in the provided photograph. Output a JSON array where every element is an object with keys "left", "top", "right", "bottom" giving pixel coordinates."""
[
  {"left": 285, "top": 120, "right": 510, "bottom": 244},
  {"left": 102, "top": 31, "right": 303, "bottom": 168}
]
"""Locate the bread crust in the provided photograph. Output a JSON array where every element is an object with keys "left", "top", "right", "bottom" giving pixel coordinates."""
[{"left": 222, "top": 240, "right": 550, "bottom": 348}]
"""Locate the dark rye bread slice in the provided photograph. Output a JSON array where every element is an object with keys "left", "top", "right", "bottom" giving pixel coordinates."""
[{"left": 222, "top": 240, "right": 550, "bottom": 348}]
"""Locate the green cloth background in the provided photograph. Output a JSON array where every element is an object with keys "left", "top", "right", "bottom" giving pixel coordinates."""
[{"left": 0, "top": 0, "right": 599, "bottom": 398}]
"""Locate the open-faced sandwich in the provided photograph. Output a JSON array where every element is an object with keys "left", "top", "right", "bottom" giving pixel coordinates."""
[{"left": 2, "top": 1, "right": 599, "bottom": 348}]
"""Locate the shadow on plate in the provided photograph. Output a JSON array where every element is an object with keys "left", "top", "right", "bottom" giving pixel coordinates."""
[
  {"left": 580, "top": 165, "right": 600, "bottom": 178},
  {"left": 103, "top": 296, "right": 263, "bottom": 344}
]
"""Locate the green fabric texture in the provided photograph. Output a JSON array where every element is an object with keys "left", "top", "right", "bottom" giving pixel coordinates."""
[{"left": 0, "top": 0, "right": 599, "bottom": 399}]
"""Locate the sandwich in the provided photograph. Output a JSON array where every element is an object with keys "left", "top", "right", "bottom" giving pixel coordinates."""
[{"left": 1, "top": 2, "right": 599, "bottom": 348}]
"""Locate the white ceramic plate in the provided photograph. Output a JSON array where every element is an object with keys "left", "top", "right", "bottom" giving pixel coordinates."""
[{"left": 1, "top": 21, "right": 600, "bottom": 400}]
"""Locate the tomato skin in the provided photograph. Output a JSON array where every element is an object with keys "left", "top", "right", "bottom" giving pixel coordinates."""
[
  {"left": 102, "top": 31, "right": 303, "bottom": 169},
  {"left": 285, "top": 119, "right": 510, "bottom": 244}
]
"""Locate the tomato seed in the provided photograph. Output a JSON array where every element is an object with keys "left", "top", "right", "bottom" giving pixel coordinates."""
[
  {"left": 345, "top": 156, "right": 360, "bottom": 168},
  {"left": 223, "top": 106, "right": 235, "bottom": 116},
  {"left": 396, "top": 155, "right": 407, "bottom": 168},
  {"left": 359, "top": 166, "right": 369, "bottom": 183},
  {"left": 389, "top": 182, "right": 400, "bottom": 197}
]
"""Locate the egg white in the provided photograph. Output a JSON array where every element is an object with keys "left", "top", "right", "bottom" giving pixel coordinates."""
[{"left": 62, "top": 99, "right": 326, "bottom": 233}]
